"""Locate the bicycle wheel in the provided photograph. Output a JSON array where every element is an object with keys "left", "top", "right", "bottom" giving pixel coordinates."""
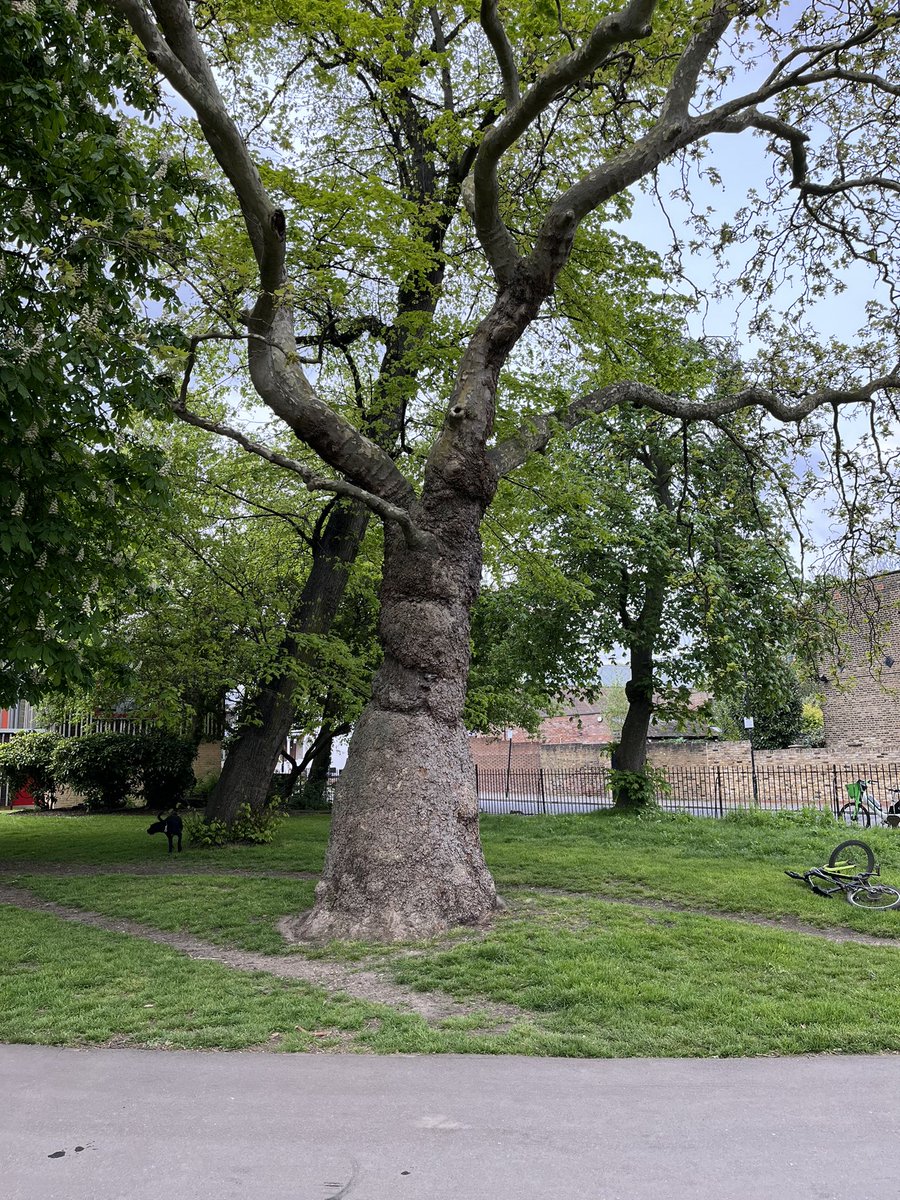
[
  {"left": 847, "top": 885, "right": 900, "bottom": 911},
  {"left": 837, "top": 802, "right": 872, "bottom": 828},
  {"left": 828, "top": 839, "right": 876, "bottom": 875}
]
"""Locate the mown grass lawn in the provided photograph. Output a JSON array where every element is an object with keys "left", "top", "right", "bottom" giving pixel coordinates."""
[
  {"left": 0, "top": 809, "right": 329, "bottom": 872},
  {"left": 4, "top": 806, "right": 900, "bottom": 1057}
]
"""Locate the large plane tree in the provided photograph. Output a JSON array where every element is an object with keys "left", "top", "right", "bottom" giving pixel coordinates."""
[{"left": 108, "top": 0, "right": 900, "bottom": 940}]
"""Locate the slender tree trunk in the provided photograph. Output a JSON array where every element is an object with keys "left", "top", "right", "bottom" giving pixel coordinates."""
[
  {"left": 303, "top": 730, "right": 334, "bottom": 807},
  {"left": 611, "top": 451, "right": 673, "bottom": 811},
  {"left": 287, "top": 492, "right": 501, "bottom": 943},
  {"left": 206, "top": 501, "right": 369, "bottom": 824},
  {"left": 612, "top": 652, "right": 654, "bottom": 775}
]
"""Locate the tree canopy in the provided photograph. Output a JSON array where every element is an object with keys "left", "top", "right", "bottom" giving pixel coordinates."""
[{"left": 0, "top": 1, "right": 199, "bottom": 702}]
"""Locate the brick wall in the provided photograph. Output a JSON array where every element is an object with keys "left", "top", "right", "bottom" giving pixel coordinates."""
[
  {"left": 540, "top": 743, "right": 613, "bottom": 771},
  {"left": 822, "top": 571, "right": 900, "bottom": 749},
  {"left": 477, "top": 736, "right": 900, "bottom": 774},
  {"left": 193, "top": 740, "right": 222, "bottom": 780},
  {"left": 469, "top": 736, "right": 541, "bottom": 772},
  {"left": 648, "top": 740, "right": 900, "bottom": 770},
  {"left": 469, "top": 701, "right": 615, "bottom": 772}
]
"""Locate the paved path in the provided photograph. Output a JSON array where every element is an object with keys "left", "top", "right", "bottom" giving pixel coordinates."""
[{"left": 2, "top": 1045, "right": 898, "bottom": 1199}]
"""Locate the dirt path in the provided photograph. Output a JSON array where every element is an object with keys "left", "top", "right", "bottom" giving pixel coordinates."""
[
  {"left": 505, "top": 885, "right": 900, "bottom": 949},
  {"left": 3, "top": 862, "right": 898, "bottom": 950},
  {"left": 0, "top": 883, "right": 520, "bottom": 1030},
  {"left": 0, "top": 861, "right": 318, "bottom": 879}
]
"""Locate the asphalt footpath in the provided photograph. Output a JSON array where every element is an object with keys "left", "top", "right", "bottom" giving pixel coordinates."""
[{"left": 2, "top": 1046, "right": 898, "bottom": 1199}]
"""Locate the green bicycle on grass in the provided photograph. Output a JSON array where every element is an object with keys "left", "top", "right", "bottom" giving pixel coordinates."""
[{"left": 786, "top": 839, "right": 900, "bottom": 910}]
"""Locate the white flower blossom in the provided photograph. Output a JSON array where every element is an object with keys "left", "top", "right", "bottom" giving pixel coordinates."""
[
  {"left": 75, "top": 546, "right": 84, "bottom": 562},
  {"left": 35, "top": 551, "right": 47, "bottom": 570},
  {"left": 49, "top": 497, "right": 59, "bottom": 514},
  {"left": 12, "top": 493, "right": 25, "bottom": 517},
  {"left": 21, "top": 196, "right": 35, "bottom": 220},
  {"left": 23, "top": 424, "right": 38, "bottom": 443},
  {"left": 35, "top": 610, "right": 46, "bottom": 631},
  {"left": 12, "top": 0, "right": 37, "bottom": 17}
]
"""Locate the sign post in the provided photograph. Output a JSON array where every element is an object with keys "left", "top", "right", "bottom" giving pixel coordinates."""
[{"left": 743, "top": 717, "right": 758, "bottom": 806}]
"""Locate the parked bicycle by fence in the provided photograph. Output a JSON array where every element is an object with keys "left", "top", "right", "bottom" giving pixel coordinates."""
[
  {"left": 837, "top": 779, "right": 900, "bottom": 829},
  {"left": 786, "top": 839, "right": 900, "bottom": 910}
]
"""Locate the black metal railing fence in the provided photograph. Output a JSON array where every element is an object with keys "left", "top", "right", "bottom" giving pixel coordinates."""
[{"left": 475, "top": 762, "right": 900, "bottom": 818}]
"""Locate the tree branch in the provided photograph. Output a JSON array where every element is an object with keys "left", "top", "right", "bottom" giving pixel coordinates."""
[
  {"left": 489, "top": 369, "right": 900, "bottom": 478},
  {"left": 479, "top": 0, "right": 520, "bottom": 111},
  {"left": 115, "top": 0, "right": 415, "bottom": 510},
  {"left": 112, "top": 0, "right": 284, "bottom": 291},
  {"left": 470, "top": 0, "right": 658, "bottom": 284},
  {"left": 171, "top": 401, "right": 431, "bottom": 550}
]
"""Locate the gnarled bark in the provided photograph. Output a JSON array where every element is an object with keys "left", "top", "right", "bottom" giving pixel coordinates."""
[{"left": 286, "top": 493, "right": 501, "bottom": 943}]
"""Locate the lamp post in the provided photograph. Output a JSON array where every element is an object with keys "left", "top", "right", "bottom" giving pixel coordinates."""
[
  {"left": 743, "top": 716, "right": 758, "bottom": 806},
  {"left": 504, "top": 728, "right": 514, "bottom": 800}
]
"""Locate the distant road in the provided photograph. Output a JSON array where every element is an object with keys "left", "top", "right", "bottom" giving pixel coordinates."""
[{"left": 2, "top": 1046, "right": 898, "bottom": 1199}]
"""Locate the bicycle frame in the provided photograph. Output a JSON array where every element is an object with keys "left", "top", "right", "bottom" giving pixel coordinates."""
[
  {"left": 842, "top": 780, "right": 900, "bottom": 827},
  {"left": 800, "top": 863, "right": 878, "bottom": 898}
]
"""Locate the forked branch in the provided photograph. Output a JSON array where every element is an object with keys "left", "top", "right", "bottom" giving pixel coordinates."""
[{"left": 171, "top": 400, "right": 432, "bottom": 550}]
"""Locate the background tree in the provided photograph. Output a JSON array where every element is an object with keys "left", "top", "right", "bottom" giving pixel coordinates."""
[
  {"left": 0, "top": 1, "right": 199, "bottom": 701},
  {"left": 481, "top": 391, "right": 809, "bottom": 806},
  {"left": 50, "top": 424, "right": 382, "bottom": 800},
  {"left": 100, "top": 0, "right": 900, "bottom": 940}
]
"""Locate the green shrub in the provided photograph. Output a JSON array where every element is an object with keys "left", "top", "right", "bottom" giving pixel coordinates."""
[
  {"left": 0, "top": 731, "right": 62, "bottom": 808},
  {"left": 51, "top": 733, "right": 141, "bottom": 811},
  {"left": 610, "top": 766, "right": 670, "bottom": 811},
  {"left": 135, "top": 729, "right": 196, "bottom": 809},
  {"left": 186, "top": 772, "right": 219, "bottom": 806},
  {"left": 184, "top": 801, "right": 284, "bottom": 847}
]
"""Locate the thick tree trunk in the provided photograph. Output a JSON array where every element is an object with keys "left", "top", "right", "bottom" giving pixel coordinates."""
[
  {"left": 286, "top": 492, "right": 501, "bottom": 943},
  {"left": 205, "top": 501, "right": 369, "bottom": 825}
]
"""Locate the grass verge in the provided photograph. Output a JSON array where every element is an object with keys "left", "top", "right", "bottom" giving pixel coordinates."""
[
  {"left": 7, "top": 807, "right": 900, "bottom": 1057},
  {"left": 6, "top": 892, "right": 900, "bottom": 1057}
]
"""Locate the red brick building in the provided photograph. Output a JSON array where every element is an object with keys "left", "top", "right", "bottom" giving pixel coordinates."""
[
  {"left": 470, "top": 699, "right": 615, "bottom": 774},
  {"left": 822, "top": 571, "right": 900, "bottom": 750},
  {"left": 469, "top": 693, "right": 713, "bottom": 774}
]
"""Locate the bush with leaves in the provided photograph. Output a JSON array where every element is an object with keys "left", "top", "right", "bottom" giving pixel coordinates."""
[
  {"left": 0, "top": 730, "right": 62, "bottom": 808},
  {"left": 135, "top": 729, "right": 196, "bottom": 810},
  {"left": 51, "top": 732, "right": 140, "bottom": 811},
  {"left": 184, "top": 801, "right": 284, "bottom": 847},
  {"left": 609, "top": 766, "right": 670, "bottom": 813}
]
